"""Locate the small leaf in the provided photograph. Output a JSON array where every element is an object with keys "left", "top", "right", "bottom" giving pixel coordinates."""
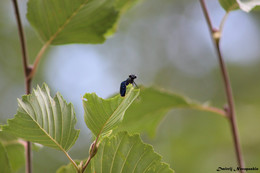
[
  {"left": 91, "top": 131, "right": 174, "bottom": 173},
  {"left": 27, "top": 0, "right": 138, "bottom": 45},
  {"left": 56, "top": 162, "right": 77, "bottom": 173},
  {"left": 219, "top": 0, "right": 239, "bottom": 12},
  {"left": 83, "top": 86, "right": 139, "bottom": 138},
  {"left": 0, "top": 131, "right": 25, "bottom": 173},
  {"left": 56, "top": 160, "right": 91, "bottom": 173},
  {"left": 115, "top": 87, "right": 225, "bottom": 137},
  {"left": 2, "top": 83, "right": 79, "bottom": 152},
  {"left": 236, "top": 0, "right": 260, "bottom": 12}
]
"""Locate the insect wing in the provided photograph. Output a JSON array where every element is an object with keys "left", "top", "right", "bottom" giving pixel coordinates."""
[{"left": 120, "top": 81, "right": 127, "bottom": 97}]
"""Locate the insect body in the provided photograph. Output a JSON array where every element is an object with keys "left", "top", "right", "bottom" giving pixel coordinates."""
[{"left": 120, "top": 74, "right": 137, "bottom": 97}]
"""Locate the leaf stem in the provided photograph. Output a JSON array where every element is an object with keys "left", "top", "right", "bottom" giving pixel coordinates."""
[
  {"left": 11, "top": 0, "right": 32, "bottom": 172},
  {"left": 63, "top": 150, "right": 78, "bottom": 171},
  {"left": 28, "top": 41, "right": 51, "bottom": 79},
  {"left": 219, "top": 3, "right": 239, "bottom": 36},
  {"left": 199, "top": 0, "right": 245, "bottom": 172},
  {"left": 219, "top": 12, "right": 229, "bottom": 35},
  {"left": 192, "top": 105, "right": 226, "bottom": 117}
]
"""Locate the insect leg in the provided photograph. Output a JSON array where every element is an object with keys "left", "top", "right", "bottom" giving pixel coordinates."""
[{"left": 133, "top": 81, "right": 138, "bottom": 88}]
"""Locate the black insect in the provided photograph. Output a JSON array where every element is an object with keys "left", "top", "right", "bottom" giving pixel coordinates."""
[{"left": 120, "top": 74, "right": 137, "bottom": 97}]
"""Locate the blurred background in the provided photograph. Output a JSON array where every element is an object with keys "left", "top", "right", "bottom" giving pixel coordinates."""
[{"left": 1, "top": 0, "right": 260, "bottom": 172}]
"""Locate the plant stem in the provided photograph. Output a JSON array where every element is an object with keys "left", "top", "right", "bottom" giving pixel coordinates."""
[
  {"left": 63, "top": 150, "right": 78, "bottom": 170},
  {"left": 12, "top": 0, "right": 32, "bottom": 172},
  {"left": 82, "top": 138, "right": 99, "bottom": 172},
  {"left": 28, "top": 41, "right": 50, "bottom": 80},
  {"left": 215, "top": 41, "right": 245, "bottom": 172},
  {"left": 82, "top": 156, "right": 92, "bottom": 172},
  {"left": 219, "top": 12, "right": 229, "bottom": 35},
  {"left": 24, "top": 142, "right": 32, "bottom": 173},
  {"left": 199, "top": 0, "right": 245, "bottom": 172},
  {"left": 192, "top": 105, "right": 226, "bottom": 117},
  {"left": 12, "top": 0, "right": 28, "bottom": 78}
]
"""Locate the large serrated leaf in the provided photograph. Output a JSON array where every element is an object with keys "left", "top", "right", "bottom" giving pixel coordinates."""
[
  {"left": 56, "top": 132, "right": 174, "bottom": 173},
  {"left": 218, "top": 0, "right": 239, "bottom": 12},
  {"left": 91, "top": 131, "right": 174, "bottom": 173},
  {"left": 83, "top": 86, "right": 139, "bottom": 138},
  {"left": 27, "top": 0, "right": 138, "bottom": 45},
  {"left": 2, "top": 84, "right": 79, "bottom": 152},
  {"left": 115, "top": 87, "right": 225, "bottom": 137},
  {"left": 0, "top": 131, "right": 25, "bottom": 173}
]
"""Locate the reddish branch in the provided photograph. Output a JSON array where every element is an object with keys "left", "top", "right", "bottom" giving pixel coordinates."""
[
  {"left": 199, "top": 1, "right": 245, "bottom": 172},
  {"left": 11, "top": 0, "right": 32, "bottom": 172}
]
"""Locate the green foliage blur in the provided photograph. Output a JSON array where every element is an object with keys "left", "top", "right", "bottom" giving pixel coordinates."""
[{"left": 0, "top": 0, "right": 260, "bottom": 172}]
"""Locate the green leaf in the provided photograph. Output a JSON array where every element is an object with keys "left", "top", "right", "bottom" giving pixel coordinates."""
[
  {"left": 83, "top": 86, "right": 139, "bottom": 138},
  {"left": 236, "top": 0, "right": 260, "bottom": 12},
  {"left": 0, "top": 142, "right": 12, "bottom": 173},
  {"left": 56, "top": 160, "right": 91, "bottom": 173},
  {"left": 115, "top": 87, "right": 225, "bottom": 137},
  {"left": 0, "top": 131, "right": 25, "bottom": 173},
  {"left": 91, "top": 131, "right": 174, "bottom": 173},
  {"left": 56, "top": 162, "right": 77, "bottom": 173},
  {"left": 218, "top": 0, "right": 239, "bottom": 12},
  {"left": 27, "top": 0, "right": 138, "bottom": 45},
  {"left": 2, "top": 83, "right": 79, "bottom": 152},
  {"left": 57, "top": 132, "right": 174, "bottom": 173}
]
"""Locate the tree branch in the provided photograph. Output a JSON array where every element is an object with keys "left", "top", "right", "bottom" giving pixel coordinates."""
[
  {"left": 11, "top": 0, "right": 32, "bottom": 172},
  {"left": 12, "top": 0, "right": 29, "bottom": 79},
  {"left": 199, "top": 0, "right": 245, "bottom": 172}
]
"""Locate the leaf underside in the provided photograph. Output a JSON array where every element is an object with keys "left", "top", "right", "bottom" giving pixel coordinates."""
[
  {"left": 2, "top": 83, "right": 79, "bottom": 151},
  {"left": 27, "top": 0, "right": 138, "bottom": 45}
]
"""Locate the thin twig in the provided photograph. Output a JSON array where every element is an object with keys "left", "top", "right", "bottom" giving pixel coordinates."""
[
  {"left": 82, "top": 137, "right": 99, "bottom": 172},
  {"left": 216, "top": 42, "right": 245, "bottom": 171},
  {"left": 11, "top": 0, "right": 29, "bottom": 78},
  {"left": 82, "top": 156, "right": 92, "bottom": 172},
  {"left": 11, "top": 0, "right": 32, "bottom": 173},
  {"left": 199, "top": 0, "right": 245, "bottom": 172},
  {"left": 24, "top": 142, "right": 32, "bottom": 173}
]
